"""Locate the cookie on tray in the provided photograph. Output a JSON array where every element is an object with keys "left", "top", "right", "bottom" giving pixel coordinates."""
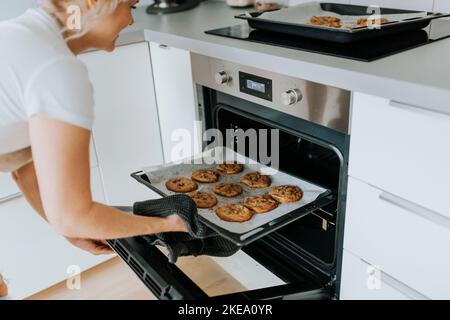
[
  {"left": 216, "top": 162, "right": 244, "bottom": 175},
  {"left": 215, "top": 204, "right": 255, "bottom": 223},
  {"left": 212, "top": 183, "right": 243, "bottom": 198},
  {"left": 268, "top": 185, "right": 303, "bottom": 204},
  {"left": 244, "top": 194, "right": 279, "bottom": 213},
  {"left": 240, "top": 172, "right": 271, "bottom": 189},
  {"left": 191, "top": 169, "right": 220, "bottom": 183},
  {"left": 188, "top": 191, "right": 218, "bottom": 209},
  {"left": 165, "top": 177, "right": 198, "bottom": 193},
  {"left": 310, "top": 16, "right": 341, "bottom": 28},
  {"left": 357, "top": 17, "right": 389, "bottom": 27}
]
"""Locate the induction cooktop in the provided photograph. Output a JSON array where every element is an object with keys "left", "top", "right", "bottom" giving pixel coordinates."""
[{"left": 205, "top": 19, "right": 450, "bottom": 62}]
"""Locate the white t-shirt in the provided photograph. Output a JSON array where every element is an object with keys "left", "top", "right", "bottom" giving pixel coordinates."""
[{"left": 0, "top": 8, "right": 94, "bottom": 154}]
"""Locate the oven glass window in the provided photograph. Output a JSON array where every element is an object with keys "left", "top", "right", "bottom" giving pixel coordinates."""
[{"left": 214, "top": 106, "right": 340, "bottom": 265}]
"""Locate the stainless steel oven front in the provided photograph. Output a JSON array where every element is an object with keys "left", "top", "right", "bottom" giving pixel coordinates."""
[{"left": 108, "top": 54, "right": 351, "bottom": 300}]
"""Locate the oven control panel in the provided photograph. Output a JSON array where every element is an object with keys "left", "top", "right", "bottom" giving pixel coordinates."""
[
  {"left": 281, "top": 89, "right": 303, "bottom": 106},
  {"left": 192, "top": 53, "right": 351, "bottom": 134},
  {"left": 239, "top": 71, "right": 273, "bottom": 102}
]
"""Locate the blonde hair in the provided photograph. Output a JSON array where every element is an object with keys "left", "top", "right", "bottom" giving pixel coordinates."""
[{"left": 40, "top": 0, "right": 128, "bottom": 39}]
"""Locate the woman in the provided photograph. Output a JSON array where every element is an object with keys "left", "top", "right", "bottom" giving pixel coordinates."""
[{"left": 0, "top": 0, "right": 187, "bottom": 257}]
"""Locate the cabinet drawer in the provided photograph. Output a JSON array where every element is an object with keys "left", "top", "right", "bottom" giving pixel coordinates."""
[
  {"left": 340, "top": 250, "right": 414, "bottom": 300},
  {"left": 349, "top": 92, "right": 450, "bottom": 216},
  {"left": 344, "top": 177, "right": 450, "bottom": 299}
]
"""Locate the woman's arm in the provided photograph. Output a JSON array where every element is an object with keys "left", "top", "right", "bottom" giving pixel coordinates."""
[
  {"left": 29, "top": 115, "right": 187, "bottom": 239},
  {"left": 12, "top": 162, "right": 46, "bottom": 220},
  {"left": 12, "top": 162, "right": 113, "bottom": 255}
]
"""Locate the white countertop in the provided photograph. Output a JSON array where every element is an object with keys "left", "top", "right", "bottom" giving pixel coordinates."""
[{"left": 121, "top": 1, "right": 450, "bottom": 115}]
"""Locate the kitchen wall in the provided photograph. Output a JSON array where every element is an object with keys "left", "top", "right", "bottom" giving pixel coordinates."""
[
  {"left": 0, "top": 0, "right": 154, "bottom": 22},
  {"left": 1, "top": 1, "right": 448, "bottom": 23},
  {"left": 287, "top": 0, "right": 436, "bottom": 11},
  {"left": 0, "top": 0, "right": 37, "bottom": 21}
]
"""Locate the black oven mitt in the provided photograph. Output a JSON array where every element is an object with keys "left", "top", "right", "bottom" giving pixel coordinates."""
[{"left": 133, "top": 194, "right": 240, "bottom": 264}]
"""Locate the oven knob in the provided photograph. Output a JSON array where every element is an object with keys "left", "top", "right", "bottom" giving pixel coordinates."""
[
  {"left": 281, "top": 89, "right": 303, "bottom": 106},
  {"left": 215, "top": 71, "right": 231, "bottom": 85}
]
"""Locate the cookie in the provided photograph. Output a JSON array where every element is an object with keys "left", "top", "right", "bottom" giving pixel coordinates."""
[
  {"left": 244, "top": 195, "right": 279, "bottom": 213},
  {"left": 188, "top": 191, "right": 218, "bottom": 209},
  {"left": 216, "top": 204, "right": 254, "bottom": 223},
  {"left": 213, "top": 183, "right": 243, "bottom": 198},
  {"left": 240, "top": 172, "right": 271, "bottom": 189},
  {"left": 255, "top": 2, "right": 282, "bottom": 11},
  {"left": 191, "top": 169, "right": 220, "bottom": 183},
  {"left": 268, "top": 185, "right": 302, "bottom": 203},
  {"left": 357, "top": 17, "right": 389, "bottom": 27},
  {"left": 310, "top": 16, "right": 341, "bottom": 28},
  {"left": 216, "top": 162, "right": 244, "bottom": 175},
  {"left": 165, "top": 177, "right": 198, "bottom": 193}
]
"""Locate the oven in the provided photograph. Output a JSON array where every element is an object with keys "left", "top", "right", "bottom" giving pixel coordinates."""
[{"left": 107, "top": 54, "right": 351, "bottom": 300}]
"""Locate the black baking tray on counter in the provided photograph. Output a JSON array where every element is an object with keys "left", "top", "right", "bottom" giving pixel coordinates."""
[
  {"left": 235, "top": 3, "right": 450, "bottom": 43},
  {"left": 131, "top": 169, "right": 336, "bottom": 248}
]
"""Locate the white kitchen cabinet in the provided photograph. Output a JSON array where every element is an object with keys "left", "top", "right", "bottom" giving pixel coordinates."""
[
  {"left": 349, "top": 92, "right": 450, "bottom": 217},
  {"left": 0, "top": 172, "right": 20, "bottom": 201},
  {"left": 90, "top": 166, "right": 105, "bottom": 203},
  {"left": 89, "top": 139, "right": 98, "bottom": 169},
  {"left": 340, "top": 250, "right": 416, "bottom": 300},
  {"left": 149, "top": 43, "right": 200, "bottom": 163},
  {"left": 349, "top": 0, "right": 434, "bottom": 11},
  {"left": 344, "top": 177, "right": 450, "bottom": 300},
  {"left": 0, "top": 168, "right": 111, "bottom": 300},
  {"left": 434, "top": 0, "right": 450, "bottom": 13},
  {"left": 80, "top": 42, "right": 164, "bottom": 206}
]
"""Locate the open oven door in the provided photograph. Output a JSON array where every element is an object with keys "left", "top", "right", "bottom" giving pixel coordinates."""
[{"left": 107, "top": 234, "right": 333, "bottom": 300}]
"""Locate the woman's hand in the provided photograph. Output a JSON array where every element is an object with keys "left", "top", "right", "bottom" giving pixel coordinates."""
[
  {"left": 66, "top": 237, "right": 114, "bottom": 256},
  {"left": 164, "top": 215, "right": 189, "bottom": 233}
]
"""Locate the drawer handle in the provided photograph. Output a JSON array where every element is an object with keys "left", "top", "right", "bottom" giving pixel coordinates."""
[
  {"left": 158, "top": 44, "right": 169, "bottom": 49},
  {"left": 379, "top": 192, "right": 450, "bottom": 230},
  {"left": 0, "top": 192, "right": 22, "bottom": 205},
  {"left": 389, "top": 100, "right": 450, "bottom": 118},
  {"left": 361, "top": 258, "right": 430, "bottom": 300}
]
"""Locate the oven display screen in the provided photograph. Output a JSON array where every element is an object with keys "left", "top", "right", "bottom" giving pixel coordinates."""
[
  {"left": 246, "top": 79, "right": 265, "bottom": 93},
  {"left": 239, "top": 72, "right": 272, "bottom": 101}
]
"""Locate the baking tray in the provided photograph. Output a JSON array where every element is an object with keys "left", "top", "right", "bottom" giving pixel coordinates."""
[
  {"left": 131, "top": 147, "right": 335, "bottom": 247},
  {"left": 235, "top": 2, "right": 449, "bottom": 43}
]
